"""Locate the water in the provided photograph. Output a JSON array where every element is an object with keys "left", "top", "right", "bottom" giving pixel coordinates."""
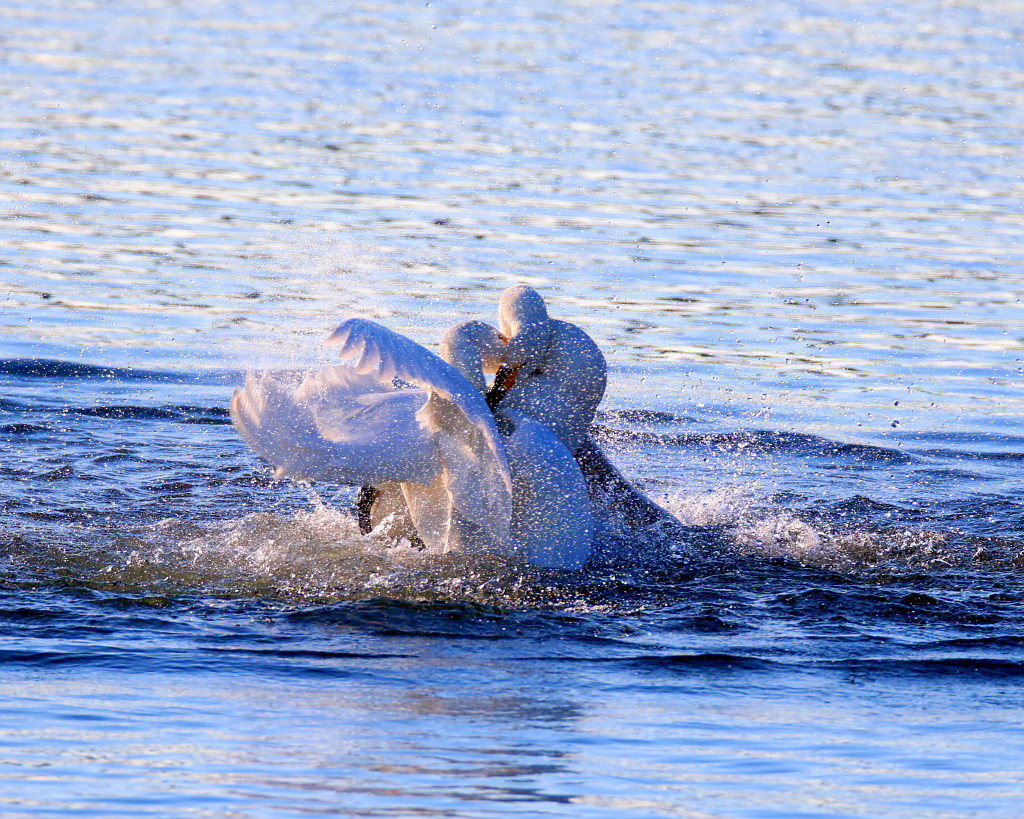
[{"left": 2, "top": 0, "right": 1024, "bottom": 816}]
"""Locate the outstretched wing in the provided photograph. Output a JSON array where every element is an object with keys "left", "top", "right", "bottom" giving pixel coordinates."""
[
  {"left": 231, "top": 365, "right": 440, "bottom": 485},
  {"left": 326, "top": 319, "right": 513, "bottom": 547}
]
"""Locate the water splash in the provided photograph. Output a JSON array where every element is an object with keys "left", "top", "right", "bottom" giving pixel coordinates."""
[
  {"left": 662, "top": 485, "right": 1023, "bottom": 574},
  {"left": 2, "top": 501, "right": 594, "bottom": 609}
]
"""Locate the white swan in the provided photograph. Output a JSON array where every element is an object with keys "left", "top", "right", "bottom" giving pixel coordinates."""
[
  {"left": 442, "top": 320, "right": 593, "bottom": 568},
  {"left": 489, "top": 285, "right": 682, "bottom": 531},
  {"left": 490, "top": 284, "right": 607, "bottom": 454},
  {"left": 230, "top": 317, "right": 593, "bottom": 570}
]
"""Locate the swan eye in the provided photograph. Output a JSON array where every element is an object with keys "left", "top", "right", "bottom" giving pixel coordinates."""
[{"left": 531, "top": 368, "right": 544, "bottom": 376}]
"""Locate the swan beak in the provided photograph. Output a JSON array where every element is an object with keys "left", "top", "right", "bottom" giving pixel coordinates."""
[{"left": 486, "top": 364, "right": 520, "bottom": 411}]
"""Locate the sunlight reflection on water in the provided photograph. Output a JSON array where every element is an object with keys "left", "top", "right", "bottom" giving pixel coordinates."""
[{"left": 2, "top": 1, "right": 1024, "bottom": 817}]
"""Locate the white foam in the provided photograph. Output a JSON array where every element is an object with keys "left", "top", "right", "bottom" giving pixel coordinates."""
[
  {"left": 661, "top": 485, "right": 963, "bottom": 572},
  {"left": 101, "top": 500, "right": 568, "bottom": 606}
]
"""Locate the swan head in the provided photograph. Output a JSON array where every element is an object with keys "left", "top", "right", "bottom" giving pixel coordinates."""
[
  {"left": 489, "top": 285, "right": 555, "bottom": 400},
  {"left": 498, "top": 285, "right": 554, "bottom": 368},
  {"left": 440, "top": 320, "right": 505, "bottom": 393},
  {"left": 489, "top": 285, "right": 607, "bottom": 452}
]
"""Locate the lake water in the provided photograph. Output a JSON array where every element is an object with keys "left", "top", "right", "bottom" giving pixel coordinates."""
[{"left": 2, "top": 1, "right": 1024, "bottom": 816}]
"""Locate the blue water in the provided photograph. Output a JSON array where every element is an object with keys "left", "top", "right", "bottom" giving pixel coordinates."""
[{"left": 2, "top": 1, "right": 1024, "bottom": 816}]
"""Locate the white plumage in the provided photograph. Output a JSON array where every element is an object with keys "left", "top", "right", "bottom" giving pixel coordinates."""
[{"left": 231, "top": 315, "right": 594, "bottom": 569}]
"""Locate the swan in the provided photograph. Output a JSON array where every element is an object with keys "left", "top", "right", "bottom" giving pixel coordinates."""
[
  {"left": 230, "top": 317, "right": 594, "bottom": 570},
  {"left": 442, "top": 320, "right": 594, "bottom": 568},
  {"left": 489, "top": 284, "right": 607, "bottom": 454},
  {"left": 489, "top": 284, "right": 681, "bottom": 531}
]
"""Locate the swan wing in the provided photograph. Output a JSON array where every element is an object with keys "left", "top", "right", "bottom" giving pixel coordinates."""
[
  {"left": 230, "top": 366, "right": 440, "bottom": 485},
  {"left": 326, "top": 319, "right": 513, "bottom": 547}
]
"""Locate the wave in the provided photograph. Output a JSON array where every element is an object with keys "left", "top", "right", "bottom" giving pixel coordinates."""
[
  {"left": 3, "top": 489, "right": 1020, "bottom": 619},
  {"left": 0, "top": 358, "right": 237, "bottom": 385},
  {"left": 3, "top": 478, "right": 1022, "bottom": 609},
  {"left": 66, "top": 405, "right": 231, "bottom": 423},
  {"left": 594, "top": 425, "right": 915, "bottom": 464},
  {"left": 1, "top": 401, "right": 232, "bottom": 425},
  {"left": 0, "top": 422, "right": 48, "bottom": 435},
  {"left": 827, "top": 657, "right": 1024, "bottom": 679},
  {"left": 662, "top": 485, "right": 1024, "bottom": 573},
  {"left": 0, "top": 505, "right": 588, "bottom": 609}
]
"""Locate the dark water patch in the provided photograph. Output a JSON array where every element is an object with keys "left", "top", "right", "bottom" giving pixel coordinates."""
[
  {"left": 70, "top": 405, "right": 186, "bottom": 421},
  {"left": 0, "top": 645, "right": 366, "bottom": 678},
  {"left": 660, "top": 613, "right": 755, "bottom": 634},
  {"left": 146, "top": 480, "right": 195, "bottom": 493},
  {"left": 593, "top": 426, "right": 915, "bottom": 464},
  {"left": 767, "top": 585, "right": 1009, "bottom": 628},
  {"left": 0, "top": 358, "right": 184, "bottom": 382},
  {"left": 804, "top": 495, "right": 935, "bottom": 532},
  {"left": 91, "top": 450, "right": 137, "bottom": 464},
  {"left": 0, "top": 620, "right": 163, "bottom": 641},
  {"left": 171, "top": 405, "right": 231, "bottom": 418},
  {"left": 0, "top": 606, "right": 71, "bottom": 624},
  {"left": 627, "top": 652, "right": 780, "bottom": 673},
  {"left": 64, "top": 404, "right": 231, "bottom": 423},
  {"left": 917, "top": 448, "right": 1024, "bottom": 463},
  {"left": 931, "top": 499, "right": 1024, "bottom": 542},
  {"left": 224, "top": 472, "right": 280, "bottom": 487},
  {"left": 286, "top": 599, "right": 524, "bottom": 639},
  {"left": 282, "top": 598, "right": 611, "bottom": 640},
  {"left": 770, "top": 587, "right": 853, "bottom": 615},
  {"left": 0, "top": 358, "right": 239, "bottom": 385},
  {"left": 909, "top": 466, "right": 991, "bottom": 482},
  {"left": 0, "top": 648, "right": 122, "bottom": 668},
  {"left": 32, "top": 465, "right": 75, "bottom": 481},
  {"left": 905, "top": 430, "right": 1024, "bottom": 450},
  {"left": 0, "top": 422, "right": 48, "bottom": 434},
  {"left": 884, "top": 603, "right": 1002, "bottom": 626},
  {"left": 987, "top": 590, "right": 1024, "bottom": 604},
  {"left": 830, "top": 657, "right": 1024, "bottom": 679},
  {"left": 203, "top": 646, "right": 413, "bottom": 661},
  {"left": 0, "top": 646, "right": 198, "bottom": 673},
  {"left": 823, "top": 495, "right": 908, "bottom": 516},
  {"left": 909, "top": 636, "right": 1024, "bottom": 651},
  {"left": 2, "top": 397, "right": 233, "bottom": 426}
]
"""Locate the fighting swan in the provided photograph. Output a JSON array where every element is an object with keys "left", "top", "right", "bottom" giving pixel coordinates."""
[
  {"left": 489, "top": 285, "right": 681, "bottom": 531},
  {"left": 230, "top": 314, "right": 594, "bottom": 569}
]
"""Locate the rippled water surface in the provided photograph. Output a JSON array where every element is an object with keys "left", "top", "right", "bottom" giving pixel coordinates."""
[{"left": 2, "top": 1, "right": 1024, "bottom": 817}]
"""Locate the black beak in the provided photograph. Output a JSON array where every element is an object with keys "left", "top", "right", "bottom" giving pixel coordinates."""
[{"left": 486, "top": 364, "right": 520, "bottom": 411}]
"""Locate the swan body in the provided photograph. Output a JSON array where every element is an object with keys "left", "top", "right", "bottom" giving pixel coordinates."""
[
  {"left": 231, "top": 317, "right": 594, "bottom": 569},
  {"left": 503, "top": 408, "right": 593, "bottom": 569},
  {"left": 440, "top": 320, "right": 593, "bottom": 568}
]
